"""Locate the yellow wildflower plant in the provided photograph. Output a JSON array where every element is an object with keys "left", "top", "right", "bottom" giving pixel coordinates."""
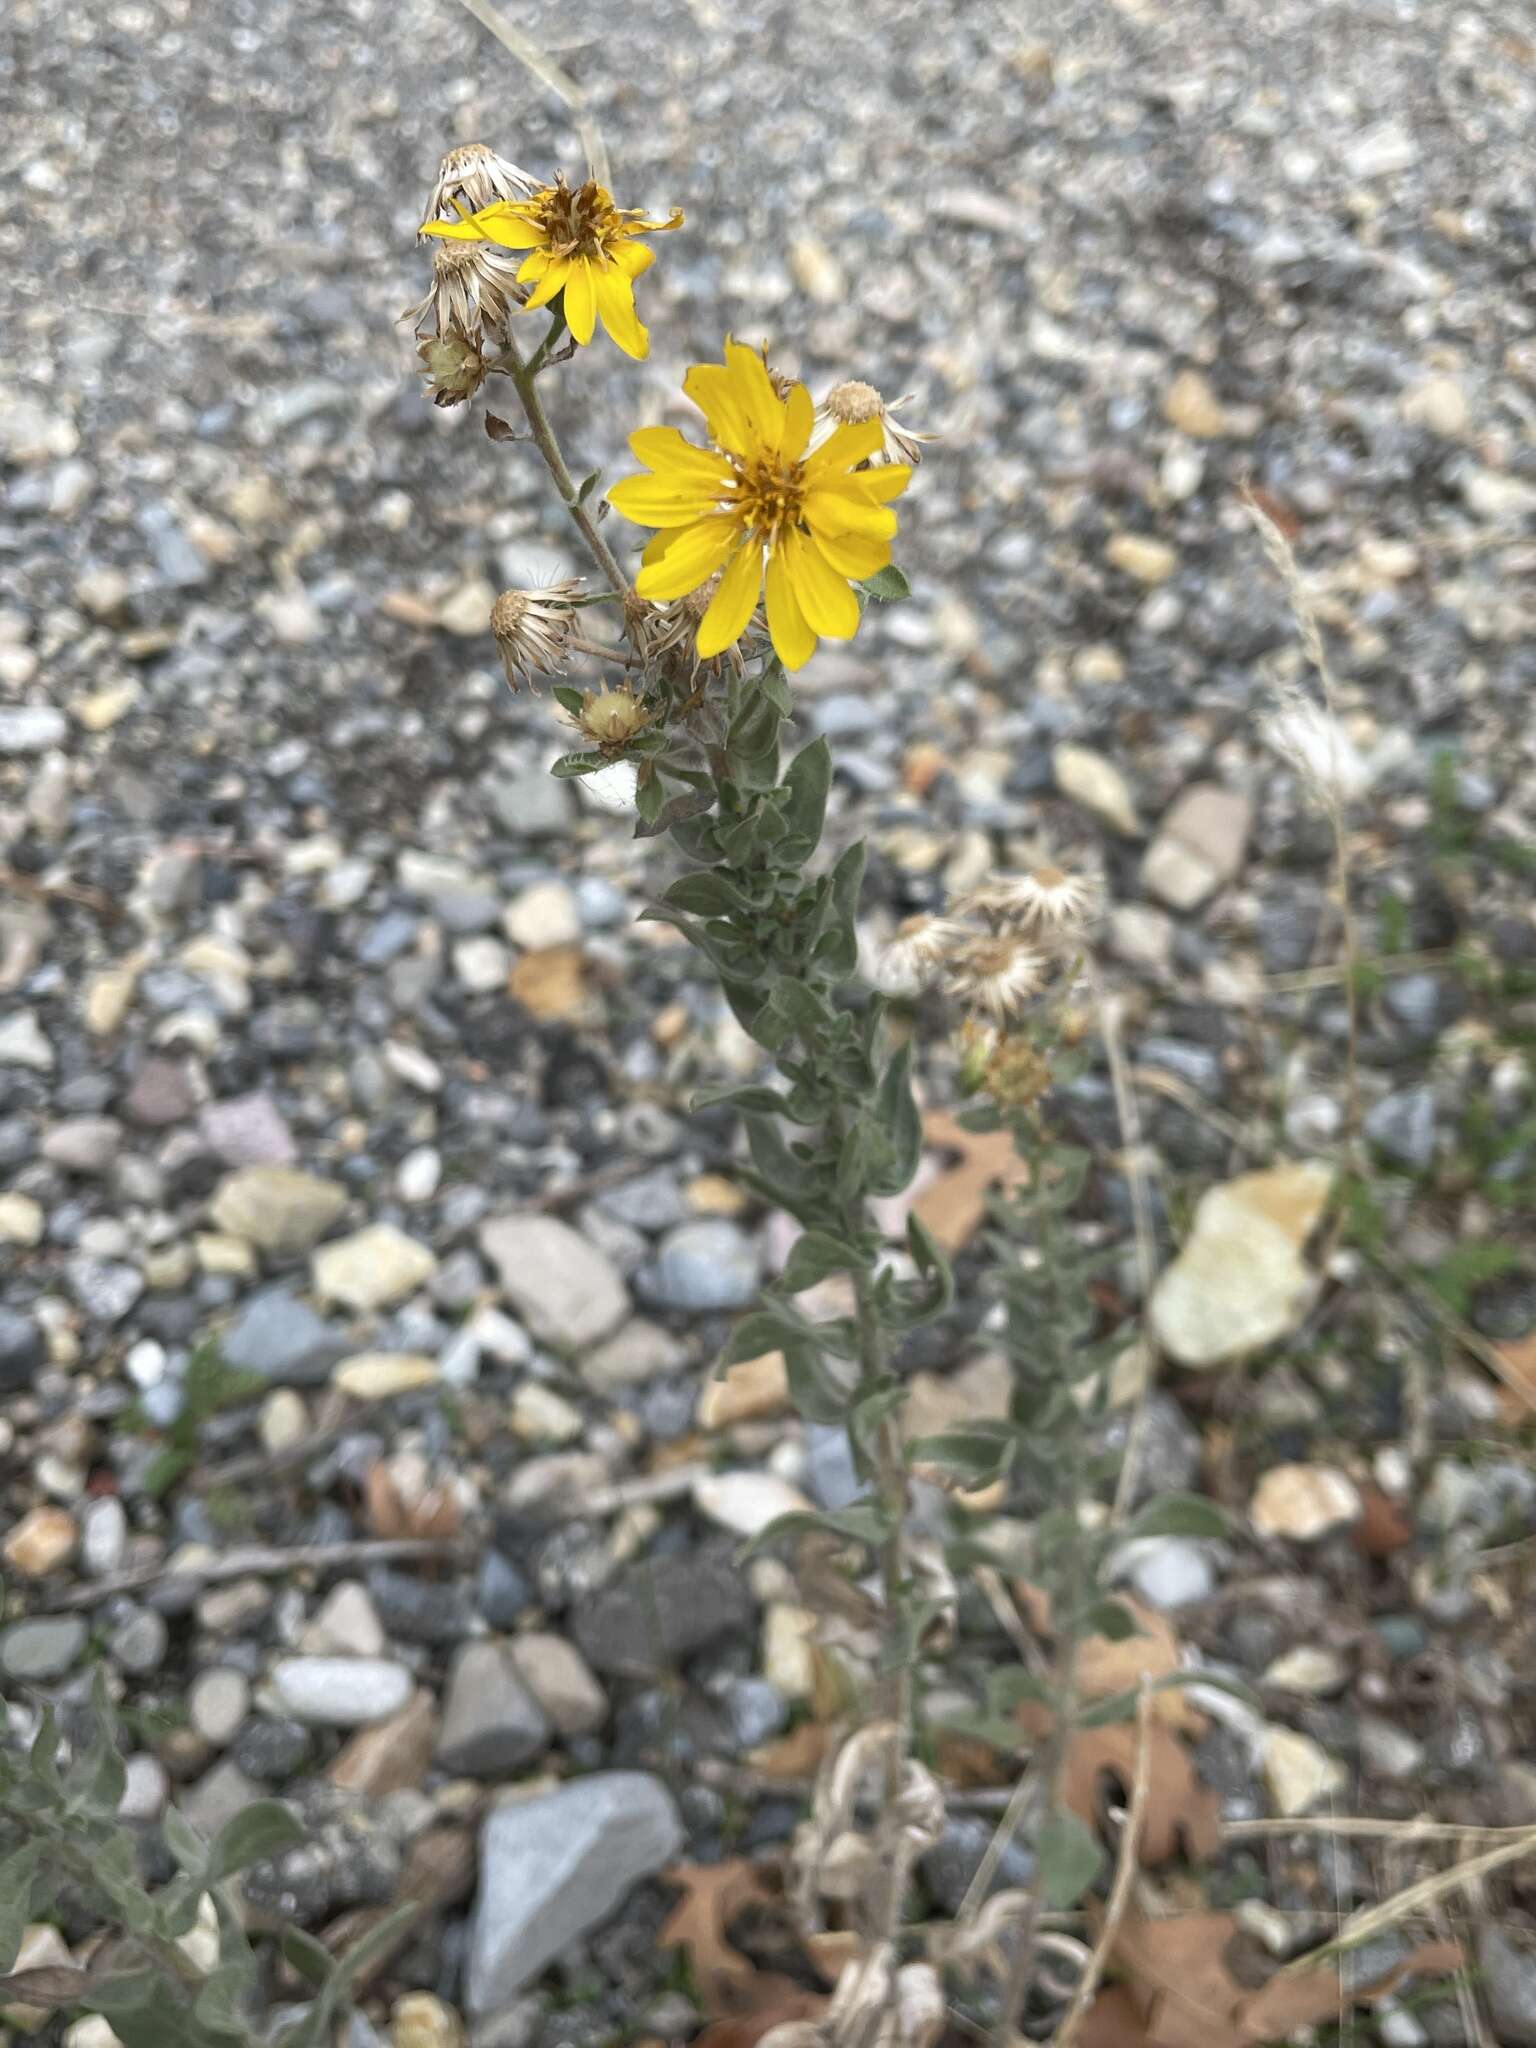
[
  {"left": 419, "top": 176, "right": 682, "bottom": 360},
  {"left": 606, "top": 339, "right": 911, "bottom": 671}
]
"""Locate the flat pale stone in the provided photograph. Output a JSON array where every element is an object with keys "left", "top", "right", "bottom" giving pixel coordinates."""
[
  {"left": 210, "top": 1166, "right": 347, "bottom": 1255},
  {"left": 1143, "top": 784, "right": 1254, "bottom": 911},
  {"left": 269, "top": 1655, "right": 414, "bottom": 1727},
  {"left": 692, "top": 1470, "right": 812, "bottom": 1539},
  {"left": 1149, "top": 1162, "right": 1333, "bottom": 1369},
  {"left": 331, "top": 1353, "right": 438, "bottom": 1400},
  {"left": 1250, "top": 1463, "right": 1362, "bottom": 1543},
  {"left": 477, "top": 1214, "right": 629, "bottom": 1351},
  {"left": 0, "top": 1193, "right": 45, "bottom": 1246},
  {"left": 1052, "top": 743, "right": 1141, "bottom": 836},
  {"left": 312, "top": 1223, "right": 436, "bottom": 1312},
  {"left": 1262, "top": 1725, "right": 1348, "bottom": 1816}
]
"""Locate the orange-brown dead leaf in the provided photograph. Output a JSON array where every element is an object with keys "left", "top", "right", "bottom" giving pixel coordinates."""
[
  {"left": 1077, "top": 1985, "right": 1155, "bottom": 2048},
  {"left": 1074, "top": 1600, "right": 1207, "bottom": 1738},
  {"left": 361, "top": 1461, "right": 460, "bottom": 1542},
  {"left": 659, "top": 1862, "right": 773, "bottom": 2011},
  {"left": 934, "top": 1730, "right": 1016, "bottom": 1788},
  {"left": 1060, "top": 1721, "right": 1222, "bottom": 1868},
  {"left": 659, "top": 1862, "right": 827, "bottom": 2024},
  {"left": 1494, "top": 1331, "right": 1536, "bottom": 1424},
  {"left": 1096, "top": 1898, "right": 1463, "bottom": 2048},
  {"left": 912, "top": 1109, "right": 1031, "bottom": 1253},
  {"left": 1352, "top": 1482, "right": 1414, "bottom": 1558},
  {"left": 748, "top": 1722, "right": 830, "bottom": 1780}
]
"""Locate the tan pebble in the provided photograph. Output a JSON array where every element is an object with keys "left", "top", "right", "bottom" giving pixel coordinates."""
[
  {"left": 685, "top": 1173, "right": 747, "bottom": 1217},
  {"left": 697, "top": 1350, "right": 789, "bottom": 1430},
  {"left": 0, "top": 1191, "right": 45, "bottom": 1246},
  {"left": 1105, "top": 532, "right": 1178, "bottom": 584},
  {"left": 2, "top": 1506, "right": 78, "bottom": 1578}
]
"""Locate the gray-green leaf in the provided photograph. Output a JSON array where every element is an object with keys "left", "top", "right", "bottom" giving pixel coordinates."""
[
  {"left": 207, "top": 1799, "right": 305, "bottom": 1881},
  {"left": 1123, "top": 1493, "right": 1230, "bottom": 1541},
  {"left": 1034, "top": 1806, "right": 1102, "bottom": 1908}
]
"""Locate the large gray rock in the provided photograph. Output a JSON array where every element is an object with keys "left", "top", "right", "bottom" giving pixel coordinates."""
[
  {"left": 636, "top": 1219, "right": 760, "bottom": 1314},
  {"left": 1481, "top": 1929, "right": 1536, "bottom": 2046},
  {"left": 0, "top": 1306, "right": 46, "bottom": 1392},
  {"left": 436, "top": 1643, "right": 550, "bottom": 1776},
  {"left": 572, "top": 1545, "right": 755, "bottom": 1677},
  {"left": 477, "top": 1215, "right": 629, "bottom": 1350},
  {"left": 466, "top": 1774, "right": 683, "bottom": 2015},
  {"left": 222, "top": 1289, "right": 345, "bottom": 1385}
]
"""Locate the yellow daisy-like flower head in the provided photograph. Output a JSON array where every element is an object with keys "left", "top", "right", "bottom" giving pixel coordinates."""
[
  {"left": 419, "top": 176, "right": 682, "bottom": 360},
  {"left": 606, "top": 340, "right": 912, "bottom": 673}
]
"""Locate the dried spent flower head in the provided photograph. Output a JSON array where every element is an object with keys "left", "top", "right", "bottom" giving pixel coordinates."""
[
  {"left": 813, "top": 380, "right": 936, "bottom": 467},
  {"left": 944, "top": 933, "right": 1049, "bottom": 1023},
  {"left": 970, "top": 1024, "right": 1054, "bottom": 1111},
  {"left": 416, "top": 326, "right": 493, "bottom": 407},
  {"left": 407, "top": 240, "right": 528, "bottom": 356},
  {"left": 574, "top": 685, "right": 650, "bottom": 750},
  {"left": 489, "top": 580, "right": 582, "bottom": 691},
  {"left": 642, "top": 569, "right": 765, "bottom": 681},
  {"left": 609, "top": 339, "right": 911, "bottom": 672},
  {"left": 955, "top": 865, "right": 1100, "bottom": 936},
  {"left": 420, "top": 176, "right": 683, "bottom": 360},
  {"left": 874, "top": 913, "right": 971, "bottom": 997},
  {"left": 423, "top": 143, "right": 539, "bottom": 223}
]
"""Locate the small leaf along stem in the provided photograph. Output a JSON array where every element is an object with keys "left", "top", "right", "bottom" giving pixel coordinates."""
[{"left": 498, "top": 315, "right": 636, "bottom": 619}]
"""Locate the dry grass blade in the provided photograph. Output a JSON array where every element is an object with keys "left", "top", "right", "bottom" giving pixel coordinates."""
[
  {"left": 1280, "top": 1821, "right": 1536, "bottom": 1973},
  {"left": 1244, "top": 485, "right": 1362, "bottom": 1160},
  {"left": 1054, "top": 1677, "right": 1153, "bottom": 2048},
  {"left": 1090, "top": 968, "right": 1159, "bottom": 1525},
  {"left": 454, "top": 0, "right": 611, "bottom": 186},
  {"left": 1225, "top": 1817, "right": 1536, "bottom": 1845}
]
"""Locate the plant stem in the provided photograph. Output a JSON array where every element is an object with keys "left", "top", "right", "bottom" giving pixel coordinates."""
[
  {"left": 568, "top": 635, "right": 640, "bottom": 667},
  {"left": 500, "top": 320, "right": 634, "bottom": 614}
]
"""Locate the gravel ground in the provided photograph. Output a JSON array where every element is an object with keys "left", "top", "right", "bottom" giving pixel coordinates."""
[{"left": 4, "top": 0, "right": 1536, "bottom": 2043}]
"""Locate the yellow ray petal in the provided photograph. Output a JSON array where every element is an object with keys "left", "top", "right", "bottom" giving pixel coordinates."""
[
  {"left": 801, "top": 515, "right": 890, "bottom": 581},
  {"left": 722, "top": 338, "right": 785, "bottom": 455},
  {"left": 523, "top": 259, "right": 569, "bottom": 312},
  {"left": 628, "top": 427, "right": 734, "bottom": 484},
  {"left": 592, "top": 265, "right": 649, "bottom": 359},
  {"left": 563, "top": 258, "right": 598, "bottom": 345},
  {"left": 803, "top": 417, "right": 884, "bottom": 476},
  {"left": 612, "top": 241, "right": 656, "bottom": 279},
  {"left": 683, "top": 363, "right": 757, "bottom": 461},
  {"left": 696, "top": 540, "right": 764, "bottom": 657},
  {"left": 516, "top": 249, "right": 551, "bottom": 283},
  {"left": 782, "top": 528, "right": 860, "bottom": 640},
  {"left": 765, "top": 547, "right": 817, "bottom": 671},
  {"left": 633, "top": 516, "right": 741, "bottom": 600},
  {"left": 802, "top": 480, "right": 899, "bottom": 541},
  {"left": 782, "top": 381, "right": 815, "bottom": 464},
  {"left": 607, "top": 475, "right": 724, "bottom": 527}
]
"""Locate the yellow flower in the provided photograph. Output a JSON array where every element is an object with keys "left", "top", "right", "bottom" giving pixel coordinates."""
[
  {"left": 419, "top": 176, "right": 682, "bottom": 360},
  {"left": 606, "top": 340, "right": 912, "bottom": 672}
]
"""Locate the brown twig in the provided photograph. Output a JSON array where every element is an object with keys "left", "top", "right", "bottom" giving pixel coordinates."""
[{"left": 41, "top": 1536, "right": 465, "bottom": 1612}]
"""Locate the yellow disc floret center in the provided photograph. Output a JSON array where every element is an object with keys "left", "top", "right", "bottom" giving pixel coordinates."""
[{"left": 728, "top": 454, "right": 806, "bottom": 548}]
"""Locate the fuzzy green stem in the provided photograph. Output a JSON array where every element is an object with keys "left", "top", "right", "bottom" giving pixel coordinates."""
[{"left": 500, "top": 320, "right": 635, "bottom": 614}]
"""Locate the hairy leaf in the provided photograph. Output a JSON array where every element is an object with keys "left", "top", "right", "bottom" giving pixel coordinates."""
[{"left": 1036, "top": 1806, "right": 1103, "bottom": 1908}]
